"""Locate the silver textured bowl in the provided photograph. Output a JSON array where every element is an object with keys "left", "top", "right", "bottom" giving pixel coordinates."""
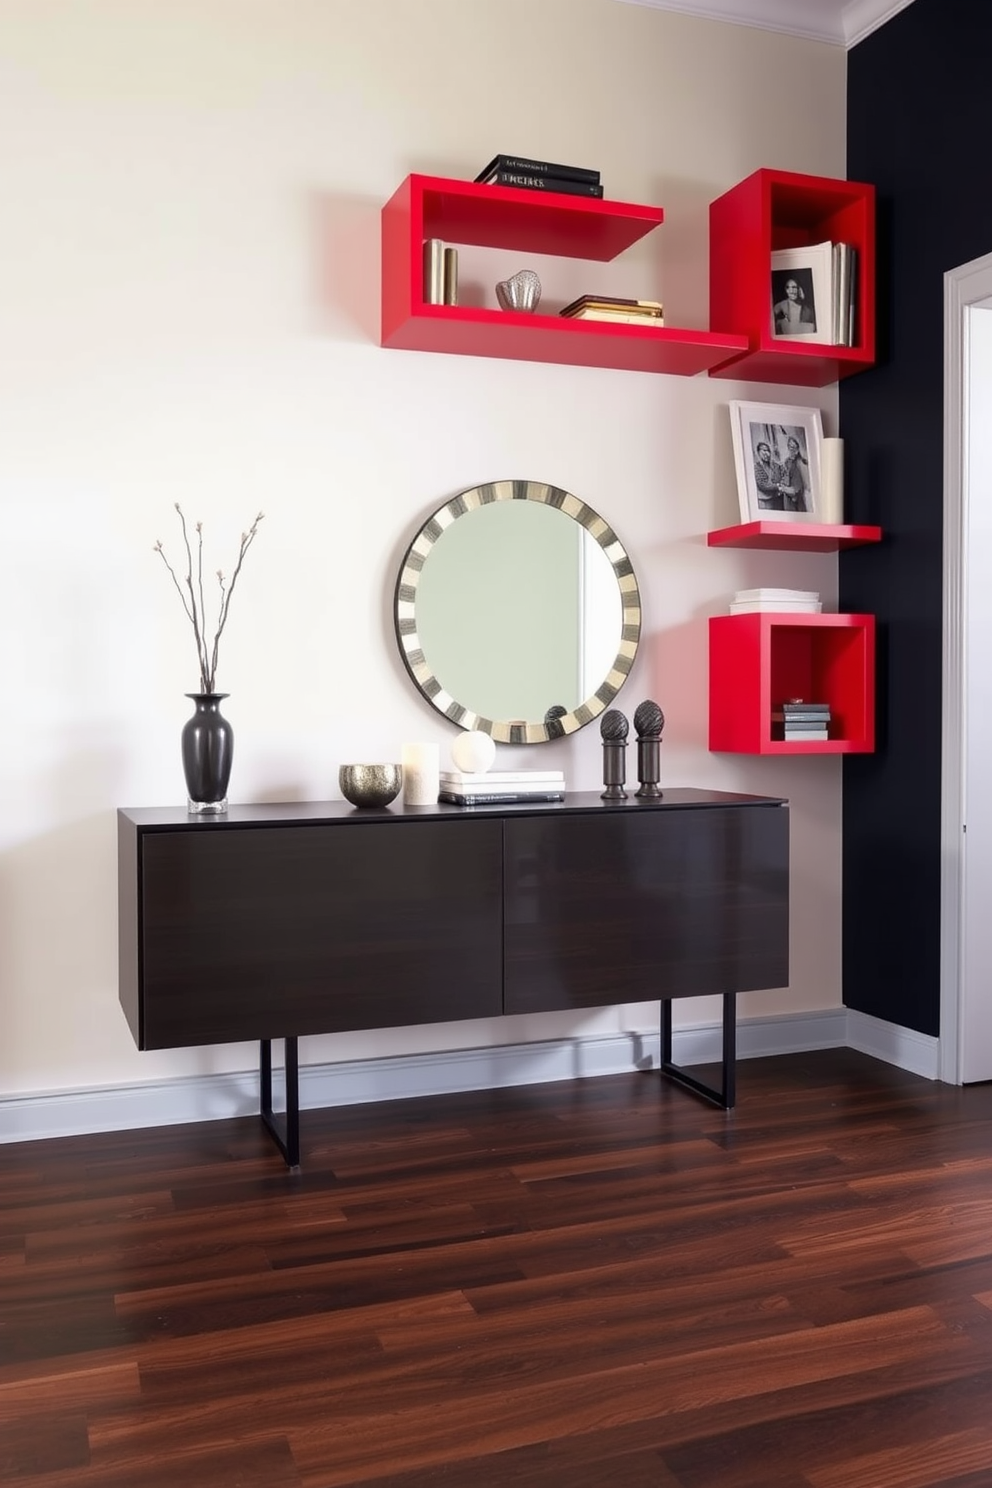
[{"left": 339, "top": 763, "right": 403, "bottom": 808}]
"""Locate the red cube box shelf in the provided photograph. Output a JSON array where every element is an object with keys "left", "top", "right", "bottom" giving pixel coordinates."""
[
  {"left": 709, "top": 612, "right": 876, "bottom": 754},
  {"left": 708, "top": 168, "right": 875, "bottom": 386}
]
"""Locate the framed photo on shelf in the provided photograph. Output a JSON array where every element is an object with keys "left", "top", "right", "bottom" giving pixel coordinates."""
[
  {"left": 729, "top": 401, "right": 824, "bottom": 523},
  {"left": 770, "top": 242, "right": 832, "bottom": 341}
]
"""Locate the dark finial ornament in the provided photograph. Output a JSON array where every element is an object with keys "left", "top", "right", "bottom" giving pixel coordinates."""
[
  {"left": 634, "top": 699, "right": 664, "bottom": 738},
  {"left": 634, "top": 699, "right": 665, "bottom": 798},
  {"left": 600, "top": 709, "right": 629, "bottom": 799},
  {"left": 600, "top": 709, "right": 629, "bottom": 742}
]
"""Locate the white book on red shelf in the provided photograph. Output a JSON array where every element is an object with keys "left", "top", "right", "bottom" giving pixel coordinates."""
[
  {"left": 731, "top": 600, "right": 822, "bottom": 614},
  {"left": 734, "top": 588, "right": 820, "bottom": 602}
]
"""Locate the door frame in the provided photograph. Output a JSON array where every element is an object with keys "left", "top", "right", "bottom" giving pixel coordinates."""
[{"left": 940, "top": 250, "right": 992, "bottom": 1083}]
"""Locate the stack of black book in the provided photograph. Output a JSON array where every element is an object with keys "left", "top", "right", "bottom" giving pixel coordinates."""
[
  {"left": 771, "top": 700, "right": 831, "bottom": 742},
  {"left": 474, "top": 153, "right": 603, "bottom": 199}
]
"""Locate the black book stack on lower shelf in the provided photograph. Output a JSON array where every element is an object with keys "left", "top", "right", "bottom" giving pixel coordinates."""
[
  {"left": 474, "top": 153, "right": 603, "bottom": 199},
  {"left": 771, "top": 701, "right": 831, "bottom": 742}
]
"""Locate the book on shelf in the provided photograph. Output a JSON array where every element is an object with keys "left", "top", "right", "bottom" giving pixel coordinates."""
[
  {"left": 439, "top": 781, "right": 565, "bottom": 798},
  {"left": 731, "top": 586, "right": 821, "bottom": 614},
  {"left": 560, "top": 295, "right": 663, "bottom": 317},
  {"left": 773, "top": 709, "right": 831, "bottom": 727},
  {"left": 439, "top": 791, "right": 565, "bottom": 807},
  {"left": 832, "top": 241, "right": 857, "bottom": 346},
  {"left": 735, "top": 588, "right": 819, "bottom": 601},
  {"left": 474, "top": 154, "right": 600, "bottom": 186},
  {"left": 771, "top": 240, "right": 858, "bottom": 347},
  {"left": 563, "top": 309, "right": 667, "bottom": 326},
  {"left": 479, "top": 170, "right": 604, "bottom": 199},
  {"left": 440, "top": 770, "right": 565, "bottom": 785},
  {"left": 730, "top": 600, "right": 822, "bottom": 613},
  {"left": 772, "top": 729, "right": 829, "bottom": 742},
  {"left": 780, "top": 700, "right": 830, "bottom": 713}
]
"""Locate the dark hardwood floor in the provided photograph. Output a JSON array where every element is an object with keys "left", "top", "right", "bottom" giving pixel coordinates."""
[{"left": 4, "top": 1048, "right": 992, "bottom": 1486}]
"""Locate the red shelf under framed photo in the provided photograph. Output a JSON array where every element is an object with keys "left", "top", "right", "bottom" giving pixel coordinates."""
[{"left": 707, "top": 521, "right": 883, "bottom": 553}]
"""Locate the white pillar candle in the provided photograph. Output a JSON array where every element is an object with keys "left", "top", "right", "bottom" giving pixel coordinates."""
[
  {"left": 820, "top": 437, "right": 844, "bottom": 525},
  {"left": 401, "top": 742, "right": 440, "bottom": 806}
]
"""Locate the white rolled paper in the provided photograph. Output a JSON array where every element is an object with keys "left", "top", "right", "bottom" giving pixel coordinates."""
[
  {"left": 401, "top": 742, "right": 440, "bottom": 806},
  {"left": 820, "top": 437, "right": 844, "bottom": 526}
]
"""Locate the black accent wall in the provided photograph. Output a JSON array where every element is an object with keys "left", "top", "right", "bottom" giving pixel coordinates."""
[{"left": 842, "top": 0, "right": 992, "bottom": 1035}]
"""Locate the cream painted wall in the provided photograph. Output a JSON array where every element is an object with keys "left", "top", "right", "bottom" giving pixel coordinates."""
[{"left": 0, "top": 0, "right": 847, "bottom": 1103}]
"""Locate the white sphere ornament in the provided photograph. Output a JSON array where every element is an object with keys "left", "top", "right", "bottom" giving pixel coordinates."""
[{"left": 451, "top": 730, "right": 497, "bottom": 774}]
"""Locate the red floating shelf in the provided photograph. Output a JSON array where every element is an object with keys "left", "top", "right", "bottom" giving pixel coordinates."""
[
  {"left": 709, "top": 612, "right": 875, "bottom": 755},
  {"left": 708, "top": 521, "right": 883, "bottom": 553},
  {"left": 401, "top": 173, "right": 665, "bottom": 260},
  {"left": 708, "top": 168, "right": 875, "bottom": 387},
  {"left": 381, "top": 174, "right": 748, "bottom": 377}
]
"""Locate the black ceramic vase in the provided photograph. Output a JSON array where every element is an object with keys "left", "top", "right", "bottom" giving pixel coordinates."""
[{"left": 181, "top": 693, "right": 233, "bottom": 814}]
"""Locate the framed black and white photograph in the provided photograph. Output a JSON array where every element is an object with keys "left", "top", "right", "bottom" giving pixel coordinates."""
[
  {"left": 729, "top": 401, "right": 824, "bottom": 523},
  {"left": 770, "top": 241, "right": 832, "bottom": 340}
]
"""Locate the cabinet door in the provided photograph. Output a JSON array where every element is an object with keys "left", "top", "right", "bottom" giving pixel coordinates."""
[
  {"left": 138, "top": 819, "right": 503, "bottom": 1048},
  {"left": 503, "top": 806, "right": 788, "bottom": 1015}
]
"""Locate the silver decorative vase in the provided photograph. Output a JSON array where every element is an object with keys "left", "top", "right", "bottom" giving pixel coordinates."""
[{"left": 495, "top": 269, "right": 542, "bottom": 313}]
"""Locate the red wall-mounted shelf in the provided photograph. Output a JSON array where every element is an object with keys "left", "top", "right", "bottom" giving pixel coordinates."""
[
  {"left": 708, "top": 169, "right": 876, "bottom": 386},
  {"left": 709, "top": 612, "right": 876, "bottom": 754},
  {"left": 708, "top": 521, "right": 883, "bottom": 553},
  {"left": 381, "top": 174, "right": 748, "bottom": 377}
]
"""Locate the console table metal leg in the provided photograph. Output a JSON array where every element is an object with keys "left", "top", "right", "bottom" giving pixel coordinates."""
[
  {"left": 660, "top": 993, "right": 736, "bottom": 1109},
  {"left": 260, "top": 1037, "right": 300, "bottom": 1167}
]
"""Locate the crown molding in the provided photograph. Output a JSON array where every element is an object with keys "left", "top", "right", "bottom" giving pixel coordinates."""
[
  {"left": 614, "top": 0, "right": 915, "bottom": 47},
  {"left": 842, "top": 0, "right": 914, "bottom": 45}
]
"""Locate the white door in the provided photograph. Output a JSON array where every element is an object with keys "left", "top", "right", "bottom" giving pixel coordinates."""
[{"left": 941, "top": 256, "right": 992, "bottom": 1082}]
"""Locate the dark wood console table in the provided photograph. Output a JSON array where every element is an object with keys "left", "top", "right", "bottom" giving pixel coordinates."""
[{"left": 117, "top": 789, "right": 789, "bottom": 1165}]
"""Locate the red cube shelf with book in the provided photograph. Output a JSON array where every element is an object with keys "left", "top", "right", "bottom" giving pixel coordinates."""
[
  {"left": 707, "top": 520, "right": 883, "bottom": 553},
  {"left": 709, "top": 612, "right": 876, "bottom": 754},
  {"left": 707, "top": 168, "right": 875, "bottom": 386},
  {"left": 381, "top": 174, "right": 748, "bottom": 377}
]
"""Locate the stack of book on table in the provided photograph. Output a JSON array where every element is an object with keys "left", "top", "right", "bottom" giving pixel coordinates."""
[
  {"left": 772, "top": 701, "right": 831, "bottom": 742},
  {"left": 730, "top": 588, "right": 821, "bottom": 614},
  {"left": 474, "top": 153, "right": 603, "bottom": 199},
  {"left": 438, "top": 770, "right": 565, "bottom": 807},
  {"left": 559, "top": 294, "right": 664, "bottom": 327}
]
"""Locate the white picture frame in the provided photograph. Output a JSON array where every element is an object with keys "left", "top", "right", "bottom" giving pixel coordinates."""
[
  {"left": 770, "top": 241, "right": 833, "bottom": 342},
  {"left": 729, "top": 401, "right": 824, "bottom": 523}
]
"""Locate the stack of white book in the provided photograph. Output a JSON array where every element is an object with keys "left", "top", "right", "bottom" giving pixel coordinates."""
[
  {"left": 438, "top": 769, "right": 565, "bottom": 807},
  {"left": 730, "top": 588, "right": 822, "bottom": 614}
]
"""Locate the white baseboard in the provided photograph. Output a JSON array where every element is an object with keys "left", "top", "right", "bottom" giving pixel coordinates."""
[
  {"left": 845, "top": 1008, "right": 940, "bottom": 1079},
  {"left": 0, "top": 1007, "right": 932, "bottom": 1146}
]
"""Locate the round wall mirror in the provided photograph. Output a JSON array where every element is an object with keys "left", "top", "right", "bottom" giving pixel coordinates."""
[{"left": 394, "top": 479, "right": 641, "bottom": 744}]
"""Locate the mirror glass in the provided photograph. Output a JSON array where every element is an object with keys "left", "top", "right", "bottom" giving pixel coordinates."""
[{"left": 394, "top": 480, "right": 641, "bottom": 743}]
